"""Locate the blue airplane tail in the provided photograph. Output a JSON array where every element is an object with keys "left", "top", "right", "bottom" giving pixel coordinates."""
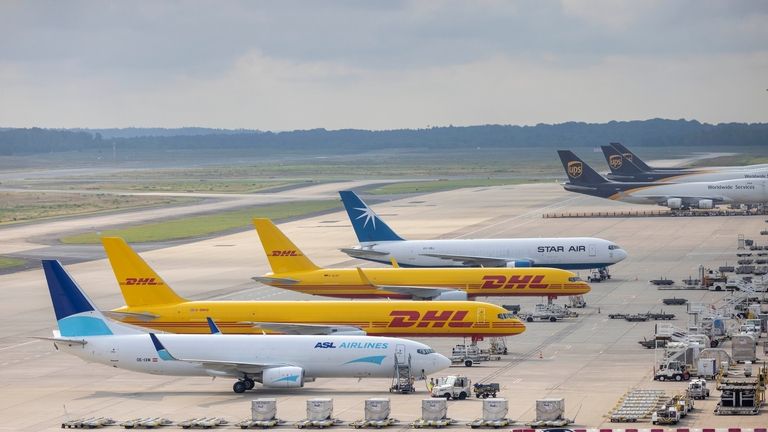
[
  {"left": 43, "top": 260, "right": 142, "bottom": 337},
  {"left": 339, "top": 191, "right": 404, "bottom": 243}
]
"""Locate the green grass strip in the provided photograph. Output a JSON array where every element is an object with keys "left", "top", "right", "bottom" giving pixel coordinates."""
[
  {"left": 368, "top": 178, "right": 538, "bottom": 195},
  {"left": 0, "top": 256, "right": 26, "bottom": 269},
  {"left": 60, "top": 200, "right": 340, "bottom": 244}
]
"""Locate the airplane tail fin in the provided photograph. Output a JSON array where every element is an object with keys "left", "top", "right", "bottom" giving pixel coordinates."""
[
  {"left": 101, "top": 237, "right": 186, "bottom": 307},
  {"left": 42, "top": 260, "right": 144, "bottom": 336},
  {"left": 601, "top": 145, "right": 646, "bottom": 175},
  {"left": 339, "top": 191, "right": 404, "bottom": 243},
  {"left": 557, "top": 150, "right": 609, "bottom": 186},
  {"left": 253, "top": 218, "right": 320, "bottom": 274},
  {"left": 610, "top": 143, "right": 654, "bottom": 171}
]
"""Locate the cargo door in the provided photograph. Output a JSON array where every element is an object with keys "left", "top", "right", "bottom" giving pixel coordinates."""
[
  {"left": 477, "top": 307, "right": 486, "bottom": 324},
  {"left": 395, "top": 343, "right": 406, "bottom": 364}
]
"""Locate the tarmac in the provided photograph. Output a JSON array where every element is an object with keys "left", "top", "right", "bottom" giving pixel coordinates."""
[{"left": 0, "top": 181, "right": 766, "bottom": 430}]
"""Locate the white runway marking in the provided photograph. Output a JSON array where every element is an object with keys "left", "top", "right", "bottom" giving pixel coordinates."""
[{"left": 0, "top": 340, "right": 39, "bottom": 352}]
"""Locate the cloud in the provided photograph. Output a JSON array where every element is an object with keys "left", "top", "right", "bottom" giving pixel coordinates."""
[{"left": 0, "top": 0, "right": 766, "bottom": 128}]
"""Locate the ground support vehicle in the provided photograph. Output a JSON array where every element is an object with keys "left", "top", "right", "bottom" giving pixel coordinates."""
[
  {"left": 450, "top": 344, "right": 500, "bottom": 367},
  {"left": 120, "top": 418, "right": 173, "bottom": 428},
  {"left": 61, "top": 417, "right": 116, "bottom": 429},
  {"left": 236, "top": 419, "right": 284, "bottom": 429},
  {"left": 588, "top": 268, "right": 610, "bottom": 282},
  {"left": 178, "top": 417, "right": 228, "bottom": 429},
  {"left": 411, "top": 419, "right": 456, "bottom": 428},
  {"left": 467, "top": 418, "right": 511, "bottom": 429},
  {"left": 295, "top": 419, "right": 343, "bottom": 429},
  {"left": 431, "top": 375, "right": 471, "bottom": 400},
  {"left": 473, "top": 383, "right": 500, "bottom": 398},
  {"left": 350, "top": 418, "right": 399, "bottom": 429},
  {"left": 654, "top": 361, "right": 691, "bottom": 382},
  {"left": 688, "top": 379, "right": 710, "bottom": 399},
  {"left": 651, "top": 406, "right": 679, "bottom": 425}
]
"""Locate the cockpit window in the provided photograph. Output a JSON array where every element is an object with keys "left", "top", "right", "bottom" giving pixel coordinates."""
[
  {"left": 608, "top": 244, "right": 621, "bottom": 250},
  {"left": 568, "top": 276, "right": 582, "bottom": 282},
  {"left": 417, "top": 348, "right": 435, "bottom": 355},
  {"left": 497, "top": 313, "right": 516, "bottom": 319}
]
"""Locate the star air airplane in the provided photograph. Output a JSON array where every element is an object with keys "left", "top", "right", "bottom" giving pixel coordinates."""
[
  {"left": 558, "top": 150, "right": 768, "bottom": 210},
  {"left": 601, "top": 144, "right": 768, "bottom": 183},
  {"left": 39, "top": 260, "right": 450, "bottom": 393},
  {"left": 100, "top": 237, "right": 526, "bottom": 338},
  {"left": 338, "top": 190, "right": 626, "bottom": 270},
  {"left": 252, "top": 218, "right": 591, "bottom": 300}
]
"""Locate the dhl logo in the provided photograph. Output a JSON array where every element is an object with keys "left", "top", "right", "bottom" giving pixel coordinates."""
[
  {"left": 480, "top": 275, "right": 548, "bottom": 289},
  {"left": 271, "top": 250, "right": 300, "bottom": 257},
  {"left": 388, "top": 310, "right": 472, "bottom": 328},
  {"left": 121, "top": 277, "right": 162, "bottom": 286}
]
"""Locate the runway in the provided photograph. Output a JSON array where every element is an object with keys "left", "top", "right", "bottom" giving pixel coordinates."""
[{"left": 0, "top": 183, "right": 766, "bottom": 430}]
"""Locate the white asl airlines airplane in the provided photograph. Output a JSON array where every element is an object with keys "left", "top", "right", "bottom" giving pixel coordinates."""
[
  {"left": 338, "top": 191, "right": 627, "bottom": 270},
  {"left": 39, "top": 260, "right": 450, "bottom": 393}
]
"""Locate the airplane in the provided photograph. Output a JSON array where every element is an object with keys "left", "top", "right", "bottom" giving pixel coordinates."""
[
  {"left": 601, "top": 144, "right": 768, "bottom": 183},
  {"left": 100, "top": 237, "right": 526, "bottom": 338},
  {"left": 558, "top": 150, "right": 768, "bottom": 210},
  {"left": 39, "top": 259, "right": 451, "bottom": 394},
  {"left": 252, "top": 218, "right": 591, "bottom": 299},
  {"left": 338, "top": 190, "right": 627, "bottom": 270}
]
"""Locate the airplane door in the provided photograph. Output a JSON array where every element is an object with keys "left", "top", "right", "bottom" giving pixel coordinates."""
[
  {"left": 588, "top": 244, "right": 596, "bottom": 257},
  {"left": 477, "top": 307, "right": 486, "bottom": 324},
  {"left": 395, "top": 344, "right": 406, "bottom": 364},
  {"left": 108, "top": 346, "right": 119, "bottom": 367}
]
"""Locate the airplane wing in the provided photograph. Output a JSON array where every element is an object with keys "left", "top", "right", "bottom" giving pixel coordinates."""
[
  {"left": 30, "top": 336, "right": 88, "bottom": 346},
  {"left": 419, "top": 252, "right": 512, "bottom": 267},
  {"left": 356, "top": 268, "right": 455, "bottom": 299},
  {"left": 340, "top": 247, "right": 389, "bottom": 259},
  {"left": 103, "top": 311, "right": 160, "bottom": 322},
  {"left": 245, "top": 322, "right": 366, "bottom": 336},
  {"left": 179, "top": 358, "right": 289, "bottom": 375},
  {"left": 252, "top": 276, "right": 301, "bottom": 285}
]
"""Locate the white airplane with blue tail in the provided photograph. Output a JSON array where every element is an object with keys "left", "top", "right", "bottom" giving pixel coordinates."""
[
  {"left": 40, "top": 260, "right": 450, "bottom": 393},
  {"left": 339, "top": 191, "right": 627, "bottom": 271}
]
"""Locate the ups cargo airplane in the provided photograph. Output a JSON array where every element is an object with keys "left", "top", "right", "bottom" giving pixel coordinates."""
[
  {"left": 610, "top": 143, "right": 768, "bottom": 173},
  {"left": 252, "top": 218, "right": 591, "bottom": 299},
  {"left": 338, "top": 190, "right": 626, "bottom": 270},
  {"left": 101, "top": 237, "right": 525, "bottom": 337},
  {"left": 602, "top": 144, "right": 768, "bottom": 183},
  {"left": 40, "top": 260, "right": 449, "bottom": 393},
  {"left": 558, "top": 150, "right": 768, "bottom": 210}
]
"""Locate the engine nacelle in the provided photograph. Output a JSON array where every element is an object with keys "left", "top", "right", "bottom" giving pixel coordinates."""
[
  {"left": 505, "top": 260, "right": 533, "bottom": 268},
  {"left": 261, "top": 366, "right": 305, "bottom": 388},
  {"left": 697, "top": 199, "right": 713, "bottom": 209},
  {"left": 666, "top": 198, "right": 683, "bottom": 209},
  {"left": 432, "top": 290, "right": 468, "bottom": 301}
]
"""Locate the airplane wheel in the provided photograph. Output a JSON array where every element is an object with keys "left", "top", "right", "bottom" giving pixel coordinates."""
[
  {"left": 244, "top": 378, "right": 255, "bottom": 390},
  {"left": 233, "top": 381, "right": 247, "bottom": 393},
  {"left": 549, "top": 316, "right": 557, "bottom": 322},
  {"left": 464, "top": 360, "right": 473, "bottom": 367}
]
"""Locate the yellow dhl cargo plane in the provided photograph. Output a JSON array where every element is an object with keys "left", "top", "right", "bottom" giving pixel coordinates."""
[
  {"left": 101, "top": 237, "right": 525, "bottom": 337},
  {"left": 253, "top": 218, "right": 591, "bottom": 300}
]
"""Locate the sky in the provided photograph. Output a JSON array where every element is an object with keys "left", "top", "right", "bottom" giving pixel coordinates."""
[{"left": 0, "top": 0, "right": 766, "bottom": 130}]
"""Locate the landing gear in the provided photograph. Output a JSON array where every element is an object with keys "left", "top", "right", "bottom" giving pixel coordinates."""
[
  {"left": 233, "top": 377, "right": 255, "bottom": 393},
  {"left": 233, "top": 380, "right": 247, "bottom": 393}
]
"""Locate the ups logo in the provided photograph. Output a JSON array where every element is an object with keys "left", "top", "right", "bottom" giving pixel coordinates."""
[
  {"left": 567, "top": 161, "right": 583, "bottom": 178},
  {"left": 271, "top": 250, "right": 300, "bottom": 257},
  {"left": 608, "top": 154, "right": 623, "bottom": 169},
  {"left": 623, "top": 153, "right": 633, "bottom": 161}
]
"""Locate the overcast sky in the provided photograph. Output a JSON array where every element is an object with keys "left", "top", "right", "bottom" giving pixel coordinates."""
[{"left": 1, "top": 0, "right": 766, "bottom": 130}]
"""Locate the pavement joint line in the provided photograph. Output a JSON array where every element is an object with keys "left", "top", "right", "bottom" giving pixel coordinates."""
[{"left": 0, "top": 339, "right": 39, "bottom": 352}]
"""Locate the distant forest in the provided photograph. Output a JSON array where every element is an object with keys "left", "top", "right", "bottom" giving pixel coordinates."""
[{"left": 1, "top": 119, "right": 767, "bottom": 156}]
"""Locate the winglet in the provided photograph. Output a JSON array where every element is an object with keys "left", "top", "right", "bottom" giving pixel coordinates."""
[
  {"left": 149, "top": 333, "right": 177, "bottom": 361},
  {"left": 339, "top": 191, "right": 404, "bottom": 243},
  {"left": 206, "top": 317, "right": 222, "bottom": 335}
]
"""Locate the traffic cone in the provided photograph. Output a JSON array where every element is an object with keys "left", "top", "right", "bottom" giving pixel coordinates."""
[{"left": 539, "top": 351, "right": 543, "bottom": 359}]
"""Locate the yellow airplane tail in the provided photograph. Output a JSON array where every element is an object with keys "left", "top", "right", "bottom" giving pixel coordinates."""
[
  {"left": 253, "top": 218, "right": 320, "bottom": 274},
  {"left": 101, "top": 237, "right": 186, "bottom": 306}
]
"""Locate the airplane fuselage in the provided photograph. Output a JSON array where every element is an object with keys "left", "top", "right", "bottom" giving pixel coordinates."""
[
  {"left": 112, "top": 300, "right": 525, "bottom": 337},
  {"left": 345, "top": 238, "right": 626, "bottom": 270},
  {"left": 56, "top": 334, "right": 447, "bottom": 379}
]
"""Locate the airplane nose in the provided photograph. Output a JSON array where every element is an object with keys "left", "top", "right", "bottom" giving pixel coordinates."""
[
  {"left": 434, "top": 353, "right": 451, "bottom": 372},
  {"left": 617, "top": 249, "right": 628, "bottom": 262}
]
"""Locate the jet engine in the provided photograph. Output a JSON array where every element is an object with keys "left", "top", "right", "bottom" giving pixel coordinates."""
[
  {"left": 261, "top": 366, "right": 305, "bottom": 388},
  {"left": 505, "top": 260, "right": 533, "bottom": 268},
  {"left": 666, "top": 198, "right": 683, "bottom": 209},
  {"left": 697, "top": 199, "right": 714, "bottom": 209},
  {"left": 432, "top": 290, "right": 468, "bottom": 301}
]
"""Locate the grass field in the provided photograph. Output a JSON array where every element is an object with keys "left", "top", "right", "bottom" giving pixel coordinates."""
[
  {"left": 12, "top": 179, "right": 301, "bottom": 194},
  {"left": 0, "top": 192, "right": 197, "bottom": 224},
  {"left": 367, "top": 178, "right": 541, "bottom": 195},
  {"left": 0, "top": 256, "right": 26, "bottom": 270},
  {"left": 60, "top": 200, "right": 341, "bottom": 244},
  {"left": 690, "top": 154, "right": 768, "bottom": 168}
]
